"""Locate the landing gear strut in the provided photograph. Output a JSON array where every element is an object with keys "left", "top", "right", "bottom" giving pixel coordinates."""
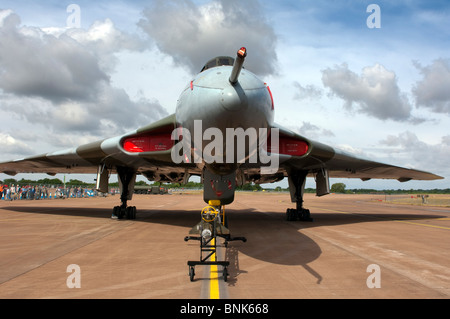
[
  {"left": 112, "top": 166, "right": 137, "bottom": 220},
  {"left": 286, "top": 171, "right": 313, "bottom": 222}
]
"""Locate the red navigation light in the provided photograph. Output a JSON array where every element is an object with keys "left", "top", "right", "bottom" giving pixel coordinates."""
[{"left": 237, "top": 47, "right": 247, "bottom": 58}]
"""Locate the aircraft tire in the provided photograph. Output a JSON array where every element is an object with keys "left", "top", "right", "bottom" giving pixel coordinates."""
[
  {"left": 300, "top": 209, "right": 313, "bottom": 222},
  {"left": 126, "top": 206, "right": 137, "bottom": 219},
  {"left": 286, "top": 208, "right": 296, "bottom": 221},
  {"left": 112, "top": 206, "right": 121, "bottom": 219}
]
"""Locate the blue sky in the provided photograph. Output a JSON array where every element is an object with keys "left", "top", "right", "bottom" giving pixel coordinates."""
[{"left": 0, "top": 0, "right": 449, "bottom": 190}]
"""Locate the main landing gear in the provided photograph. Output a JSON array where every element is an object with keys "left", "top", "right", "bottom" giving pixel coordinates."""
[
  {"left": 112, "top": 205, "right": 137, "bottom": 220},
  {"left": 286, "top": 206, "right": 312, "bottom": 222},
  {"left": 286, "top": 171, "right": 313, "bottom": 222},
  {"left": 184, "top": 201, "right": 246, "bottom": 282},
  {"left": 112, "top": 166, "right": 137, "bottom": 220}
]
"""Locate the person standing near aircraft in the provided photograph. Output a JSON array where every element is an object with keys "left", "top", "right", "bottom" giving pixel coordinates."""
[{"left": 5, "top": 186, "right": 11, "bottom": 201}]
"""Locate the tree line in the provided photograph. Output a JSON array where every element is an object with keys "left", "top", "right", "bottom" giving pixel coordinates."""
[{"left": 328, "top": 182, "right": 450, "bottom": 195}]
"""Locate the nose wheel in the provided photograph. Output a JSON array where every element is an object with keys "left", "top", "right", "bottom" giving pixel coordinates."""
[
  {"left": 189, "top": 266, "right": 195, "bottom": 282},
  {"left": 223, "top": 267, "right": 228, "bottom": 282}
]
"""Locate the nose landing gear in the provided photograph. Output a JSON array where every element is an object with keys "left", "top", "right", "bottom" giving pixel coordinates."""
[{"left": 184, "top": 201, "right": 246, "bottom": 282}]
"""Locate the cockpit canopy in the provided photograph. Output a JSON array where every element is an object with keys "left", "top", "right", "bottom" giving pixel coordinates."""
[{"left": 200, "top": 56, "right": 235, "bottom": 73}]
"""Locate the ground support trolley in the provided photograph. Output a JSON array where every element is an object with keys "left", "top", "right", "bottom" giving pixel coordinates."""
[
  {"left": 184, "top": 204, "right": 246, "bottom": 282},
  {"left": 185, "top": 235, "right": 230, "bottom": 282}
]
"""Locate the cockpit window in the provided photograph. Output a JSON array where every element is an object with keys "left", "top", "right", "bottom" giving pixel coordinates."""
[{"left": 200, "top": 56, "right": 235, "bottom": 72}]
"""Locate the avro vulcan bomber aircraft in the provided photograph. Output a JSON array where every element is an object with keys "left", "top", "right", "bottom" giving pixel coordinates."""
[{"left": 0, "top": 47, "right": 443, "bottom": 223}]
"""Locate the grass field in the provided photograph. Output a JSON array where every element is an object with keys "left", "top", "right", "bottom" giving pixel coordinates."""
[{"left": 371, "top": 194, "right": 450, "bottom": 207}]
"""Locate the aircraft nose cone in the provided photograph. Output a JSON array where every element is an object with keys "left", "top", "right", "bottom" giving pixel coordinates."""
[{"left": 220, "top": 85, "right": 248, "bottom": 111}]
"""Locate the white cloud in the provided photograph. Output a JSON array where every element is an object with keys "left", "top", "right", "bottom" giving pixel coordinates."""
[
  {"left": 293, "top": 81, "right": 323, "bottom": 100},
  {"left": 336, "top": 144, "right": 368, "bottom": 158},
  {"left": 138, "top": 0, "right": 278, "bottom": 75},
  {"left": 321, "top": 63, "right": 414, "bottom": 122},
  {"left": 0, "top": 9, "right": 168, "bottom": 141},
  {"left": 295, "top": 122, "right": 334, "bottom": 140},
  {"left": 413, "top": 59, "right": 450, "bottom": 114},
  {"left": 0, "top": 132, "right": 34, "bottom": 156},
  {"left": 0, "top": 11, "right": 109, "bottom": 102},
  {"left": 66, "top": 18, "right": 148, "bottom": 72},
  {"left": 0, "top": 9, "right": 15, "bottom": 26},
  {"left": 379, "top": 131, "right": 450, "bottom": 176}
]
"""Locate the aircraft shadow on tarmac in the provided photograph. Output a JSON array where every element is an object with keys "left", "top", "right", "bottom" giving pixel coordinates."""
[{"left": 3, "top": 205, "right": 446, "bottom": 286}]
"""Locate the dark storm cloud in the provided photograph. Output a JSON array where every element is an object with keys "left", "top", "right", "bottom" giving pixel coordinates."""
[{"left": 138, "top": 0, "right": 278, "bottom": 75}]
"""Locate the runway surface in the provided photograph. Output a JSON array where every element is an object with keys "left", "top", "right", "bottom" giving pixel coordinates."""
[{"left": 0, "top": 192, "right": 449, "bottom": 299}]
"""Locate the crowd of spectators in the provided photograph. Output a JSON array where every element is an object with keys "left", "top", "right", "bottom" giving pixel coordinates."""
[{"left": 0, "top": 184, "right": 101, "bottom": 201}]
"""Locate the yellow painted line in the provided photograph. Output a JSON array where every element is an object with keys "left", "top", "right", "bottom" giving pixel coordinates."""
[
  {"left": 311, "top": 206, "right": 356, "bottom": 215},
  {"left": 311, "top": 206, "right": 450, "bottom": 230},
  {"left": 209, "top": 238, "right": 220, "bottom": 299}
]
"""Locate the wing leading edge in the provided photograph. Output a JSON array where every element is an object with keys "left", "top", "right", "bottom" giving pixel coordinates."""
[{"left": 0, "top": 114, "right": 192, "bottom": 180}]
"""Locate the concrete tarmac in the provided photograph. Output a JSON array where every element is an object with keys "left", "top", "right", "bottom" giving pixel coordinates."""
[{"left": 0, "top": 192, "right": 449, "bottom": 299}]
